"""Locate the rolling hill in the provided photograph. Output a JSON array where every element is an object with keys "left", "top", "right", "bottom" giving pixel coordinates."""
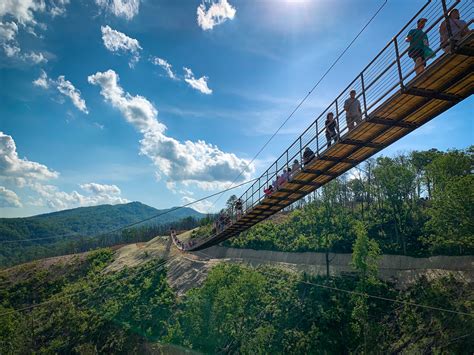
[{"left": 0, "top": 201, "right": 205, "bottom": 243}]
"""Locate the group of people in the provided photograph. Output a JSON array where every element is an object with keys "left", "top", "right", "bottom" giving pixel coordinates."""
[
  {"left": 170, "top": 228, "right": 196, "bottom": 250},
  {"left": 407, "top": 9, "right": 470, "bottom": 75},
  {"left": 264, "top": 158, "right": 302, "bottom": 197},
  {"left": 213, "top": 212, "right": 232, "bottom": 234}
]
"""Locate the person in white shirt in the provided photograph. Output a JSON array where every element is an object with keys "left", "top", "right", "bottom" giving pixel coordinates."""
[
  {"left": 440, "top": 8, "right": 470, "bottom": 53},
  {"left": 344, "top": 90, "right": 362, "bottom": 131}
]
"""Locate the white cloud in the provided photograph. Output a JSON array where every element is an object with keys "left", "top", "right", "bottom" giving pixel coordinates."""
[
  {"left": 80, "top": 182, "right": 121, "bottom": 195},
  {"left": 2, "top": 43, "right": 20, "bottom": 57},
  {"left": 183, "top": 67, "right": 212, "bottom": 95},
  {"left": 88, "top": 69, "right": 253, "bottom": 190},
  {"left": 49, "top": 0, "right": 70, "bottom": 17},
  {"left": 101, "top": 25, "right": 141, "bottom": 67},
  {"left": 0, "top": 131, "right": 59, "bottom": 183},
  {"left": 56, "top": 76, "right": 88, "bottom": 113},
  {"left": 182, "top": 195, "right": 213, "bottom": 214},
  {"left": 0, "top": 21, "right": 18, "bottom": 42},
  {"left": 30, "top": 182, "right": 129, "bottom": 210},
  {"left": 33, "top": 71, "right": 88, "bottom": 114},
  {"left": 33, "top": 69, "right": 49, "bottom": 88},
  {"left": 0, "top": 132, "right": 129, "bottom": 212},
  {"left": 0, "top": 1, "right": 69, "bottom": 63},
  {"left": 88, "top": 69, "right": 163, "bottom": 132},
  {"left": 197, "top": 0, "right": 236, "bottom": 31},
  {"left": 95, "top": 0, "right": 140, "bottom": 20},
  {"left": 150, "top": 56, "right": 177, "bottom": 80},
  {"left": 23, "top": 50, "right": 47, "bottom": 64},
  {"left": 0, "top": 186, "right": 22, "bottom": 207},
  {"left": 0, "top": 0, "right": 45, "bottom": 25}
]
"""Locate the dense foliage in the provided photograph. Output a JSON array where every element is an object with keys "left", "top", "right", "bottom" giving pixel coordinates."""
[
  {"left": 0, "top": 249, "right": 176, "bottom": 353},
  {"left": 0, "top": 202, "right": 204, "bottom": 267},
  {"left": 2, "top": 244, "right": 471, "bottom": 353},
  {"left": 222, "top": 147, "right": 473, "bottom": 256}
]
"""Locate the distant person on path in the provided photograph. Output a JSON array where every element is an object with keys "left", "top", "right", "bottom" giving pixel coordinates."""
[
  {"left": 344, "top": 90, "right": 362, "bottom": 131},
  {"left": 406, "top": 18, "right": 434, "bottom": 75},
  {"left": 325, "top": 112, "right": 337, "bottom": 148},
  {"left": 440, "top": 9, "right": 470, "bottom": 53},
  {"left": 303, "top": 147, "right": 315, "bottom": 167}
]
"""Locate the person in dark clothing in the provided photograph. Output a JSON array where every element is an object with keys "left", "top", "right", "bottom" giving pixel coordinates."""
[
  {"left": 303, "top": 147, "right": 315, "bottom": 167},
  {"left": 235, "top": 198, "right": 243, "bottom": 219},
  {"left": 325, "top": 112, "right": 337, "bottom": 148}
]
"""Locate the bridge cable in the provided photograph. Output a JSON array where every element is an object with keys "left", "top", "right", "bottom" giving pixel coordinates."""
[{"left": 210, "top": 0, "right": 389, "bottom": 208}]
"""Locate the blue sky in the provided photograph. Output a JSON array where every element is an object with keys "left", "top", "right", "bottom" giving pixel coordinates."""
[{"left": 0, "top": 0, "right": 472, "bottom": 218}]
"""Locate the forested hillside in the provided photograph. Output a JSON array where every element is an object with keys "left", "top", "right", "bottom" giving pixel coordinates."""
[
  {"left": 0, "top": 202, "right": 204, "bottom": 267},
  {"left": 1, "top": 225, "right": 472, "bottom": 353},
  {"left": 219, "top": 147, "right": 473, "bottom": 257}
]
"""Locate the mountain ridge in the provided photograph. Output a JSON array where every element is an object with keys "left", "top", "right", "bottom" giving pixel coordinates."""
[{"left": 0, "top": 201, "right": 205, "bottom": 241}]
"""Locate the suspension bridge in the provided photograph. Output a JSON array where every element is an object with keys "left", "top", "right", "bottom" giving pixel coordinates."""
[{"left": 175, "top": 0, "right": 473, "bottom": 252}]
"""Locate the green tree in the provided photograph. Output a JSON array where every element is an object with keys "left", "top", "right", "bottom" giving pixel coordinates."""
[
  {"left": 425, "top": 175, "right": 474, "bottom": 254},
  {"left": 350, "top": 222, "right": 381, "bottom": 353}
]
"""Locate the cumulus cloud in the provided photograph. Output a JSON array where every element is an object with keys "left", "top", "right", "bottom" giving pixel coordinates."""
[
  {"left": 182, "top": 195, "right": 213, "bottom": 213},
  {"left": 95, "top": 0, "right": 140, "bottom": 20},
  {"left": 0, "top": 131, "right": 59, "bottom": 183},
  {"left": 32, "top": 69, "right": 49, "bottom": 88},
  {"left": 56, "top": 76, "right": 88, "bottom": 113},
  {"left": 80, "top": 182, "right": 121, "bottom": 195},
  {"left": 33, "top": 71, "right": 88, "bottom": 113},
  {"left": 0, "top": 21, "right": 18, "bottom": 42},
  {"left": 0, "top": 186, "right": 22, "bottom": 207},
  {"left": 197, "top": 0, "right": 236, "bottom": 31},
  {"left": 30, "top": 182, "right": 129, "bottom": 210},
  {"left": 101, "top": 25, "right": 141, "bottom": 67},
  {"left": 23, "top": 50, "right": 47, "bottom": 64},
  {"left": 183, "top": 67, "right": 212, "bottom": 95},
  {"left": 0, "top": 132, "right": 128, "bottom": 212},
  {"left": 150, "top": 56, "right": 177, "bottom": 80},
  {"left": 0, "top": 0, "right": 45, "bottom": 25},
  {"left": 0, "top": 1, "right": 68, "bottom": 60},
  {"left": 88, "top": 69, "right": 252, "bottom": 189},
  {"left": 49, "top": 0, "right": 70, "bottom": 17}
]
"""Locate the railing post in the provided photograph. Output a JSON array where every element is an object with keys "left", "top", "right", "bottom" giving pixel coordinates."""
[
  {"left": 252, "top": 184, "right": 254, "bottom": 207},
  {"left": 393, "top": 38, "right": 405, "bottom": 90},
  {"left": 316, "top": 121, "right": 320, "bottom": 155},
  {"left": 360, "top": 73, "right": 368, "bottom": 119},
  {"left": 441, "top": 0, "right": 454, "bottom": 53},
  {"left": 335, "top": 99, "right": 340, "bottom": 139},
  {"left": 299, "top": 137, "right": 303, "bottom": 164}
]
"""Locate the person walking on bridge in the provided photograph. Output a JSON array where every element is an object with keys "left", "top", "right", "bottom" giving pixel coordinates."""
[
  {"left": 406, "top": 18, "right": 434, "bottom": 75},
  {"left": 344, "top": 90, "right": 362, "bottom": 131},
  {"left": 325, "top": 112, "right": 338, "bottom": 148},
  {"left": 440, "top": 8, "right": 470, "bottom": 53},
  {"left": 235, "top": 198, "right": 243, "bottom": 219}
]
